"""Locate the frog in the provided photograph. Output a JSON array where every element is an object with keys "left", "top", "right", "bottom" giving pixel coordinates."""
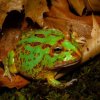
[{"left": 2, "top": 28, "right": 81, "bottom": 88}]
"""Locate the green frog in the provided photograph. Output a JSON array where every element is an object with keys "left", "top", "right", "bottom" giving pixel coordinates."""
[{"left": 3, "top": 29, "right": 81, "bottom": 88}]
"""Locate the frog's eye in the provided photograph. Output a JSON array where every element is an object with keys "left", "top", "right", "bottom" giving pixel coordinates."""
[{"left": 53, "top": 47, "right": 63, "bottom": 54}]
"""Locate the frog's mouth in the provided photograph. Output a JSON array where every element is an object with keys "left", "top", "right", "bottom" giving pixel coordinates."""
[
  {"left": 53, "top": 57, "right": 81, "bottom": 70},
  {"left": 53, "top": 58, "right": 81, "bottom": 79}
]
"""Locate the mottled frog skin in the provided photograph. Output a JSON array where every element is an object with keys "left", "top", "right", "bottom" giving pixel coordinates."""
[{"left": 3, "top": 29, "right": 81, "bottom": 88}]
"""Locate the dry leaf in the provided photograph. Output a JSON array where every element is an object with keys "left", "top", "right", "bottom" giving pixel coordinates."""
[
  {"left": 44, "top": 17, "right": 92, "bottom": 38},
  {"left": 82, "top": 15, "right": 100, "bottom": 62},
  {"left": 46, "top": 0, "right": 100, "bottom": 26},
  {"left": 24, "top": 0, "right": 49, "bottom": 26},
  {"left": 0, "top": 68, "right": 29, "bottom": 89},
  {"left": 87, "top": 0, "right": 100, "bottom": 12},
  {"left": 0, "top": 28, "right": 21, "bottom": 60},
  {"left": 0, "top": 0, "right": 49, "bottom": 28},
  {"left": 0, "top": 0, "right": 24, "bottom": 28},
  {"left": 67, "top": 0, "right": 85, "bottom": 16},
  {"left": 46, "top": 0, "right": 69, "bottom": 20}
]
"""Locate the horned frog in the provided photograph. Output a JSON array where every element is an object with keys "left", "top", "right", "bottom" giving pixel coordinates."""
[{"left": 3, "top": 29, "right": 81, "bottom": 88}]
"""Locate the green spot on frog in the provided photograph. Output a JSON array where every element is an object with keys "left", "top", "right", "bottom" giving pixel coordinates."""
[
  {"left": 19, "top": 45, "right": 50, "bottom": 70},
  {"left": 19, "top": 29, "right": 64, "bottom": 46},
  {"left": 62, "top": 40, "right": 78, "bottom": 52}
]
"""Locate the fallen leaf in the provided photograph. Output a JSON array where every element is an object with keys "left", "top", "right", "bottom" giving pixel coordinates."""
[
  {"left": 0, "top": 67, "right": 29, "bottom": 89},
  {"left": 24, "top": 0, "right": 49, "bottom": 26},
  {"left": 82, "top": 15, "right": 100, "bottom": 62},
  {"left": 0, "top": 0, "right": 24, "bottom": 28},
  {"left": 0, "top": 28, "right": 21, "bottom": 60},
  {"left": 87, "top": 0, "right": 100, "bottom": 12},
  {"left": 46, "top": 0, "right": 69, "bottom": 20},
  {"left": 67, "top": 0, "right": 85, "bottom": 16},
  {"left": 44, "top": 17, "right": 92, "bottom": 38},
  {"left": 46, "top": 0, "right": 100, "bottom": 26}
]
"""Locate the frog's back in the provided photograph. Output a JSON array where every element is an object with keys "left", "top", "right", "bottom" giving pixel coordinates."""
[{"left": 14, "top": 29, "right": 66, "bottom": 77}]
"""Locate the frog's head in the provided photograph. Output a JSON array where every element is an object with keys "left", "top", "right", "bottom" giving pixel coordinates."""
[
  {"left": 50, "top": 35, "right": 81, "bottom": 69},
  {"left": 18, "top": 29, "right": 81, "bottom": 71},
  {"left": 37, "top": 29, "right": 82, "bottom": 69}
]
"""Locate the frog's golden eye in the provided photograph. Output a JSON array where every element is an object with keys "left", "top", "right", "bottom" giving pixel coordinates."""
[{"left": 53, "top": 47, "right": 63, "bottom": 54}]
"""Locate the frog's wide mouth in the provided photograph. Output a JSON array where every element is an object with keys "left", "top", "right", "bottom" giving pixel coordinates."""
[{"left": 53, "top": 58, "right": 81, "bottom": 69}]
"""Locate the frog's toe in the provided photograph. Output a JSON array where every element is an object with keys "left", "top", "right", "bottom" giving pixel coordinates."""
[
  {"left": 48, "top": 79, "right": 64, "bottom": 88},
  {"left": 48, "top": 78, "right": 78, "bottom": 88},
  {"left": 3, "top": 72, "right": 12, "bottom": 81},
  {"left": 3, "top": 66, "right": 12, "bottom": 81},
  {"left": 64, "top": 78, "right": 78, "bottom": 87}
]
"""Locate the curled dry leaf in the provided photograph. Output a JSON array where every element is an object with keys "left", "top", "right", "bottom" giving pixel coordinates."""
[
  {"left": 85, "top": 0, "right": 100, "bottom": 12},
  {"left": 66, "top": 0, "right": 100, "bottom": 15},
  {"left": 46, "top": 0, "right": 70, "bottom": 20},
  {"left": 0, "top": 67, "right": 29, "bottom": 89},
  {"left": 67, "top": 0, "right": 85, "bottom": 16},
  {"left": 44, "top": 0, "right": 93, "bottom": 37},
  {"left": 0, "top": 0, "right": 48, "bottom": 28},
  {"left": 46, "top": 0, "right": 100, "bottom": 26},
  {"left": 82, "top": 15, "right": 100, "bottom": 62},
  {"left": 0, "top": 0, "right": 24, "bottom": 28},
  {"left": 24, "top": 0, "right": 49, "bottom": 26},
  {"left": 44, "top": 0, "right": 100, "bottom": 43}
]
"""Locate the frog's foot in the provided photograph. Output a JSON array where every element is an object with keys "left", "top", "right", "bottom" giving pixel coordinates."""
[
  {"left": 3, "top": 66, "right": 12, "bottom": 81},
  {"left": 46, "top": 72, "right": 78, "bottom": 88},
  {"left": 46, "top": 72, "right": 64, "bottom": 88},
  {"left": 47, "top": 79, "right": 65, "bottom": 88},
  {"left": 48, "top": 79, "right": 78, "bottom": 88},
  {"left": 47, "top": 74, "right": 77, "bottom": 88},
  {"left": 64, "top": 78, "right": 77, "bottom": 87}
]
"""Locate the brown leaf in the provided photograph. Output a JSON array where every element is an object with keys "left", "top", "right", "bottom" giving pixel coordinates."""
[
  {"left": 24, "top": 0, "right": 49, "bottom": 26},
  {"left": 67, "top": 0, "right": 85, "bottom": 16},
  {"left": 0, "top": 0, "right": 24, "bottom": 28},
  {"left": 46, "top": 0, "right": 100, "bottom": 25},
  {"left": 85, "top": 0, "right": 100, "bottom": 12},
  {"left": 46, "top": 0, "right": 70, "bottom": 19},
  {"left": 44, "top": 17, "right": 92, "bottom": 38},
  {"left": 82, "top": 15, "right": 100, "bottom": 62},
  {"left": 0, "top": 67, "right": 29, "bottom": 89},
  {"left": 44, "top": 0, "right": 94, "bottom": 40},
  {"left": 0, "top": 28, "right": 21, "bottom": 60}
]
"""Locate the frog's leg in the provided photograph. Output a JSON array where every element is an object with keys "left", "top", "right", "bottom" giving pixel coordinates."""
[
  {"left": 3, "top": 58, "right": 12, "bottom": 81},
  {"left": 3, "top": 51, "right": 18, "bottom": 81},
  {"left": 55, "top": 73, "right": 78, "bottom": 87},
  {"left": 46, "top": 72, "right": 77, "bottom": 88},
  {"left": 46, "top": 72, "right": 64, "bottom": 88}
]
